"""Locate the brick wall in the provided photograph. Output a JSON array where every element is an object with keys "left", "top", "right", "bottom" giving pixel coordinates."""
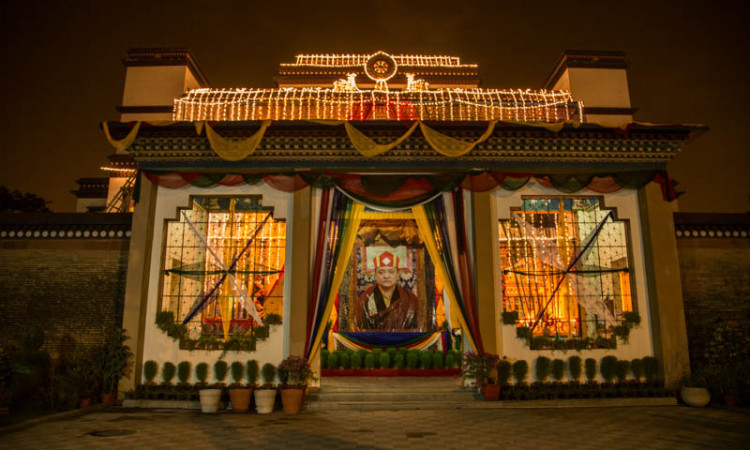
[
  {"left": 675, "top": 213, "right": 750, "bottom": 368},
  {"left": 0, "top": 213, "right": 131, "bottom": 358}
]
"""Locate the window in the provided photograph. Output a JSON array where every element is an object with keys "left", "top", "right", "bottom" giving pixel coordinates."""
[
  {"left": 498, "top": 196, "right": 634, "bottom": 343},
  {"left": 160, "top": 196, "right": 286, "bottom": 340}
]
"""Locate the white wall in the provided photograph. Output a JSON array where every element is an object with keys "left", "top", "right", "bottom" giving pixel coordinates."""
[
  {"left": 142, "top": 183, "right": 294, "bottom": 382},
  {"left": 493, "top": 181, "right": 654, "bottom": 382}
]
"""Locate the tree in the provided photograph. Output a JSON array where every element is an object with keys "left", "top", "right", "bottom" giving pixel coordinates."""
[{"left": 0, "top": 186, "right": 51, "bottom": 213}]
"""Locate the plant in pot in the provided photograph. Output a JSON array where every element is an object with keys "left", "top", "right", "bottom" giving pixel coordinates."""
[
  {"left": 162, "top": 362, "right": 176, "bottom": 386},
  {"left": 228, "top": 361, "right": 251, "bottom": 413},
  {"left": 278, "top": 355, "right": 314, "bottom": 414},
  {"left": 679, "top": 370, "right": 711, "bottom": 407},
  {"left": 255, "top": 363, "right": 277, "bottom": 414},
  {"left": 512, "top": 360, "right": 528, "bottom": 386},
  {"left": 462, "top": 352, "right": 501, "bottom": 400},
  {"left": 197, "top": 361, "right": 223, "bottom": 414},
  {"left": 99, "top": 328, "right": 133, "bottom": 404}
]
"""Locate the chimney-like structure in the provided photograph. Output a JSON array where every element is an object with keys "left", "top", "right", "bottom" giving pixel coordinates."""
[{"left": 544, "top": 50, "right": 634, "bottom": 126}]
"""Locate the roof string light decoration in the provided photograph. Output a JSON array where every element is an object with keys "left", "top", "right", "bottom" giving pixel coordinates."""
[{"left": 173, "top": 51, "right": 582, "bottom": 122}]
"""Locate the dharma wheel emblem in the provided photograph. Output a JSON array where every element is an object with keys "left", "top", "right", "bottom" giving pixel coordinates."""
[{"left": 365, "top": 51, "right": 398, "bottom": 85}]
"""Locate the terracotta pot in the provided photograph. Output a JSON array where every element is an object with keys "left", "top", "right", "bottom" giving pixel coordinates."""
[
  {"left": 281, "top": 388, "right": 304, "bottom": 414},
  {"left": 680, "top": 387, "right": 710, "bottom": 407},
  {"left": 229, "top": 388, "right": 252, "bottom": 413},
  {"left": 254, "top": 389, "right": 276, "bottom": 414},
  {"left": 724, "top": 395, "right": 736, "bottom": 407},
  {"left": 101, "top": 392, "right": 116, "bottom": 404},
  {"left": 199, "top": 389, "right": 222, "bottom": 413},
  {"left": 79, "top": 398, "right": 92, "bottom": 409},
  {"left": 480, "top": 384, "right": 501, "bottom": 401}
]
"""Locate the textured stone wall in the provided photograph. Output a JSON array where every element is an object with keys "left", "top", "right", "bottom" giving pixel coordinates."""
[
  {"left": 0, "top": 214, "right": 131, "bottom": 358},
  {"left": 675, "top": 213, "right": 750, "bottom": 368}
]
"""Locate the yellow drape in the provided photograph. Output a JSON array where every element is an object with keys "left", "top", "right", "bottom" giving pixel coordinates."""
[
  {"left": 345, "top": 121, "right": 419, "bottom": 158},
  {"left": 412, "top": 204, "right": 477, "bottom": 352},
  {"left": 102, "top": 121, "right": 141, "bottom": 151},
  {"left": 205, "top": 120, "right": 272, "bottom": 161},
  {"left": 307, "top": 201, "right": 365, "bottom": 363},
  {"left": 419, "top": 120, "right": 498, "bottom": 158}
]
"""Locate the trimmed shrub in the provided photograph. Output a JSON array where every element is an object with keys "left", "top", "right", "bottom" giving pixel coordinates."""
[
  {"left": 161, "top": 362, "right": 176, "bottom": 384},
  {"left": 497, "top": 360, "right": 512, "bottom": 385},
  {"left": 386, "top": 348, "right": 398, "bottom": 361},
  {"left": 630, "top": 358, "right": 643, "bottom": 381},
  {"left": 340, "top": 351, "right": 352, "bottom": 369},
  {"left": 394, "top": 352, "right": 406, "bottom": 369},
  {"left": 214, "top": 361, "right": 229, "bottom": 383},
  {"left": 512, "top": 360, "right": 528, "bottom": 384},
  {"left": 420, "top": 351, "right": 433, "bottom": 369},
  {"left": 379, "top": 352, "right": 391, "bottom": 369},
  {"left": 247, "top": 360, "right": 259, "bottom": 385},
  {"left": 351, "top": 352, "right": 363, "bottom": 369},
  {"left": 230, "top": 361, "right": 245, "bottom": 384},
  {"left": 177, "top": 361, "right": 191, "bottom": 384},
  {"left": 642, "top": 356, "right": 659, "bottom": 382},
  {"left": 364, "top": 353, "right": 375, "bottom": 370},
  {"left": 445, "top": 352, "right": 456, "bottom": 369},
  {"left": 406, "top": 351, "right": 419, "bottom": 369},
  {"left": 261, "top": 363, "right": 276, "bottom": 386},
  {"left": 358, "top": 349, "right": 369, "bottom": 364},
  {"left": 327, "top": 351, "right": 339, "bottom": 370},
  {"left": 615, "top": 360, "right": 630, "bottom": 382},
  {"left": 143, "top": 360, "right": 158, "bottom": 383},
  {"left": 568, "top": 356, "right": 582, "bottom": 382},
  {"left": 600, "top": 356, "right": 617, "bottom": 383},
  {"left": 432, "top": 351, "right": 444, "bottom": 369},
  {"left": 195, "top": 362, "right": 208, "bottom": 384},
  {"left": 535, "top": 356, "right": 551, "bottom": 383},
  {"left": 551, "top": 359, "right": 565, "bottom": 382},
  {"left": 584, "top": 358, "right": 597, "bottom": 382}
]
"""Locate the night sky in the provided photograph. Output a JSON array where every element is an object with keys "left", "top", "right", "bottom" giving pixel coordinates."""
[{"left": 1, "top": 0, "right": 747, "bottom": 213}]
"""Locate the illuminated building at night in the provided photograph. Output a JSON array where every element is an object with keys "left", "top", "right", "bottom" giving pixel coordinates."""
[{"left": 98, "top": 48, "right": 705, "bottom": 395}]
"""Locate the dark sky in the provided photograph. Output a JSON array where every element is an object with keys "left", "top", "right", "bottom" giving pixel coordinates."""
[{"left": 1, "top": 0, "right": 748, "bottom": 213}]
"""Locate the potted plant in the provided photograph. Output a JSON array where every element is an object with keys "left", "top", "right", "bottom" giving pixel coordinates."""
[
  {"left": 198, "top": 361, "right": 223, "bottom": 414},
  {"left": 462, "top": 352, "right": 501, "bottom": 400},
  {"left": 254, "top": 363, "right": 277, "bottom": 414},
  {"left": 99, "top": 328, "right": 133, "bottom": 404},
  {"left": 278, "top": 355, "right": 314, "bottom": 414},
  {"left": 228, "top": 361, "right": 251, "bottom": 413},
  {"left": 680, "top": 371, "right": 710, "bottom": 407}
]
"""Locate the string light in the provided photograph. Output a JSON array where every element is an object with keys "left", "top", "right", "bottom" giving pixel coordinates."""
[{"left": 281, "top": 52, "right": 478, "bottom": 68}]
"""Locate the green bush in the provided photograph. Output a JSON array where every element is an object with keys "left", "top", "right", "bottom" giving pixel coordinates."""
[
  {"left": 320, "top": 349, "right": 329, "bottom": 369},
  {"left": 432, "top": 351, "right": 444, "bottom": 369},
  {"left": 386, "top": 348, "right": 397, "bottom": 360},
  {"left": 214, "top": 361, "right": 228, "bottom": 383},
  {"left": 630, "top": 358, "right": 643, "bottom": 381},
  {"left": 195, "top": 363, "right": 208, "bottom": 384},
  {"left": 379, "top": 352, "right": 391, "bottom": 369},
  {"left": 642, "top": 356, "right": 658, "bottom": 382},
  {"left": 420, "top": 351, "right": 433, "bottom": 369},
  {"left": 358, "top": 349, "right": 369, "bottom": 364},
  {"left": 394, "top": 352, "right": 406, "bottom": 369},
  {"left": 261, "top": 363, "right": 276, "bottom": 386},
  {"left": 535, "top": 356, "right": 551, "bottom": 383},
  {"left": 584, "top": 358, "right": 597, "bottom": 382},
  {"left": 600, "top": 356, "right": 617, "bottom": 383},
  {"left": 340, "top": 351, "right": 352, "bottom": 369},
  {"left": 623, "top": 311, "right": 641, "bottom": 326},
  {"left": 512, "top": 360, "right": 528, "bottom": 384},
  {"left": 177, "top": 361, "right": 191, "bottom": 384},
  {"left": 247, "top": 360, "right": 259, "bottom": 385},
  {"left": 502, "top": 310, "right": 519, "bottom": 325},
  {"left": 364, "top": 353, "right": 375, "bottom": 370},
  {"left": 351, "top": 352, "right": 362, "bottom": 369},
  {"left": 615, "top": 360, "right": 630, "bottom": 382},
  {"left": 230, "top": 361, "right": 245, "bottom": 384},
  {"left": 143, "top": 360, "right": 158, "bottom": 383},
  {"left": 162, "top": 362, "right": 176, "bottom": 384},
  {"left": 516, "top": 326, "right": 531, "bottom": 340},
  {"left": 497, "top": 360, "right": 512, "bottom": 385},
  {"left": 406, "top": 351, "right": 419, "bottom": 369},
  {"left": 371, "top": 349, "right": 383, "bottom": 368},
  {"left": 568, "top": 356, "right": 582, "bottom": 382},
  {"left": 334, "top": 350, "right": 345, "bottom": 368},
  {"left": 327, "top": 351, "right": 340, "bottom": 370},
  {"left": 551, "top": 359, "right": 565, "bottom": 382},
  {"left": 445, "top": 352, "right": 456, "bottom": 369}
]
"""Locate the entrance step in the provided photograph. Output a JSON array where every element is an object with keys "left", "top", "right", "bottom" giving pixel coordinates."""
[{"left": 306, "top": 376, "right": 478, "bottom": 411}]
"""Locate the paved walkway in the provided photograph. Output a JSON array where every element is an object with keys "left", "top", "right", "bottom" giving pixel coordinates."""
[{"left": 1, "top": 404, "right": 748, "bottom": 449}]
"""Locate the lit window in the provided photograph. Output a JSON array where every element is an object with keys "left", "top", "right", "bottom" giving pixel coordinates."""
[
  {"left": 498, "top": 197, "right": 634, "bottom": 342},
  {"left": 160, "top": 197, "right": 286, "bottom": 340}
]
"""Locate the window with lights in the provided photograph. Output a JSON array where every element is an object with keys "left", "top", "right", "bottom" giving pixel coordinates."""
[
  {"left": 160, "top": 196, "right": 286, "bottom": 342},
  {"left": 498, "top": 196, "right": 635, "bottom": 346}
]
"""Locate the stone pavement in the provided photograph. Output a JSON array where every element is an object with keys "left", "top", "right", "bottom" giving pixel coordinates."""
[{"left": 1, "top": 404, "right": 748, "bottom": 449}]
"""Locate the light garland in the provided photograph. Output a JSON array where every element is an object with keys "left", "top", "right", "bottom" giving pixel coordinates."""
[
  {"left": 100, "top": 166, "right": 137, "bottom": 174},
  {"left": 173, "top": 87, "right": 582, "bottom": 122},
  {"left": 281, "top": 53, "right": 477, "bottom": 68}
]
